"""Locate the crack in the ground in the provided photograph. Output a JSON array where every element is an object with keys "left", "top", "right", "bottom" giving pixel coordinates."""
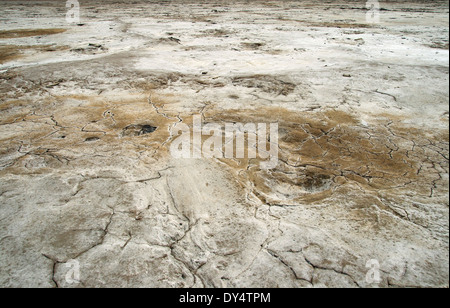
[
  {"left": 303, "top": 255, "right": 361, "bottom": 288},
  {"left": 265, "top": 248, "right": 313, "bottom": 286}
]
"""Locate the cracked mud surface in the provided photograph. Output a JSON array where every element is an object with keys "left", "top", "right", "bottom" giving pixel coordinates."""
[{"left": 0, "top": 0, "right": 449, "bottom": 288}]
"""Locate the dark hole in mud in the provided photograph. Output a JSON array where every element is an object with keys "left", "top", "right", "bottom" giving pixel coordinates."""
[
  {"left": 141, "top": 125, "right": 158, "bottom": 134},
  {"left": 121, "top": 124, "right": 158, "bottom": 137},
  {"left": 85, "top": 137, "right": 100, "bottom": 142}
]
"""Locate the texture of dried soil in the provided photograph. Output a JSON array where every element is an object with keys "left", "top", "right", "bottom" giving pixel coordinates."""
[{"left": 0, "top": 0, "right": 449, "bottom": 288}]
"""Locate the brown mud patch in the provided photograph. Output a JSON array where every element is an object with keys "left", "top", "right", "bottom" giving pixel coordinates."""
[
  {"left": 0, "top": 94, "right": 177, "bottom": 174},
  {"left": 130, "top": 74, "right": 295, "bottom": 95},
  {"left": 0, "top": 29, "right": 67, "bottom": 39},
  {"left": 201, "top": 107, "right": 449, "bottom": 207},
  {"left": 232, "top": 76, "right": 296, "bottom": 96},
  {"left": 0, "top": 45, "right": 23, "bottom": 64},
  {"left": 0, "top": 94, "right": 448, "bottom": 211},
  {"left": 0, "top": 44, "right": 69, "bottom": 64}
]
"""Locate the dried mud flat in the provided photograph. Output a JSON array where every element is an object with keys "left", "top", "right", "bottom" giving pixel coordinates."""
[{"left": 0, "top": 0, "right": 449, "bottom": 288}]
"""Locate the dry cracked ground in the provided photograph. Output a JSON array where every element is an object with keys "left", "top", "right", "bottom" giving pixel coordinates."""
[{"left": 0, "top": 0, "right": 449, "bottom": 288}]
